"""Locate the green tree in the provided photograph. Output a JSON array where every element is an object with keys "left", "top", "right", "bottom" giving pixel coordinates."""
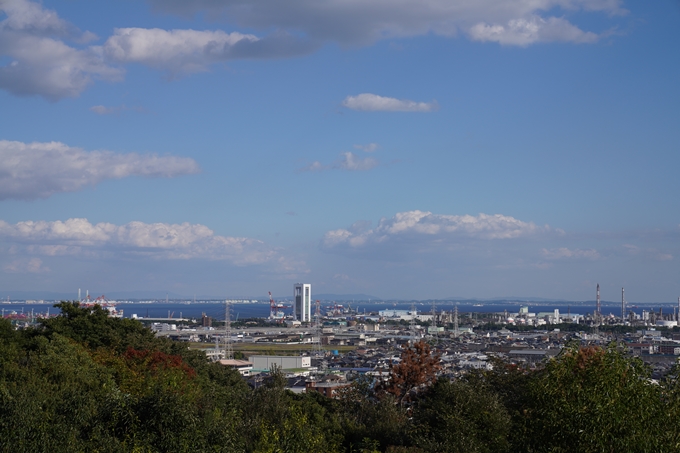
[
  {"left": 526, "top": 342, "right": 669, "bottom": 453},
  {"left": 38, "top": 301, "right": 158, "bottom": 352},
  {"left": 411, "top": 378, "right": 511, "bottom": 453}
]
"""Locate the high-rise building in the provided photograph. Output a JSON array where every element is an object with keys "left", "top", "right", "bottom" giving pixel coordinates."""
[{"left": 294, "top": 283, "right": 312, "bottom": 322}]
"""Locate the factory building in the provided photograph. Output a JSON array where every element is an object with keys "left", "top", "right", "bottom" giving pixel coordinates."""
[
  {"left": 249, "top": 355, "right": 311, "bottom": 371},
  {"left": 294, "top": 283, "right": 312, "bottom": 322}
]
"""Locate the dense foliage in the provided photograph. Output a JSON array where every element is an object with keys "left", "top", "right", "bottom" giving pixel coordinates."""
[{"left": 2, "top": 302, "right": 680, "bottom": 452}]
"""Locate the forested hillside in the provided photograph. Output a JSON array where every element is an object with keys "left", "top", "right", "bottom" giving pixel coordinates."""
[{"left": 1, "top": 302, "right": 679, "bottom": 452}]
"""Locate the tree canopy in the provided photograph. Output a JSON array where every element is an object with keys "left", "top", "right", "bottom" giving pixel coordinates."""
[{"left": 2, "top": 303, "right": 680, "bottom": 452}]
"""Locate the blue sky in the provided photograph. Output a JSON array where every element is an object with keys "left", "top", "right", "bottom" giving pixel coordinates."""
[{"left": 0, "top": 0, "right": 678, "bottom": 301}]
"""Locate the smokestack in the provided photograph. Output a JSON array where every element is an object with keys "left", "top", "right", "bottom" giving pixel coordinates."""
[{"left": 596, "top": 284, "right": 601, "bottom": 316}]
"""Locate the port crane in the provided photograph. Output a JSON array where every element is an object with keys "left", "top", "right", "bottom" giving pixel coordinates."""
[{"left": 268, "top": 291, "right": 285, "bottom": 322}]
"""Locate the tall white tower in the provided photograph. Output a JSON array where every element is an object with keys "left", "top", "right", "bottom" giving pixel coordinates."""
[{"left": 294, "top": 283, "right": 312, "bottom": 322}]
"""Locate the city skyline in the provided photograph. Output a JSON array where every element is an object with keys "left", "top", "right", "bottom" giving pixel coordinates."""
[{"left": 0, "top": 0, "right": 678, "bottom": 301}]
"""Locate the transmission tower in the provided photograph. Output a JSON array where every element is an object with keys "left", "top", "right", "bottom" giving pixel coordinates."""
[
  {"left": 453, "top": 304, "right": 459, "bottom": 338},
  {"left": 431, "top": 300, "right": 438, "bottom": 343},
  {"left": 224, "top": 300, "right": 233, "bottom": 360},
  {"left": 410, "top": 302, "right": 417, "bottom": 343},
  {"left": 313, "top": 299, "right": 323, "bottom": 355}
]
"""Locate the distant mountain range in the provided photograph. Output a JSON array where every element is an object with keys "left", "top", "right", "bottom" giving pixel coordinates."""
[
  {"left": 1, "top": 290, "right": 203, "bottom": 301},
  {"left": 312, "top": 294, "right": 382, "bottom": 302}
]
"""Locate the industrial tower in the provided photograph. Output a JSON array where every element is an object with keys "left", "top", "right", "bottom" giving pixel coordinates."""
[{"left": 224, "top": 300, "right": 233, "bottom": 360}]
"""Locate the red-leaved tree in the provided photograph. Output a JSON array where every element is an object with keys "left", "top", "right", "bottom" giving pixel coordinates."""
[{"left": 379, "top": 340, "right": 441, "bottom": 405}]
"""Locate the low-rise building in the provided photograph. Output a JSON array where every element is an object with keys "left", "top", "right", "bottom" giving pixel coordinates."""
[
  {"left": 218, "top": 359, "right": 253, "bottom": 376},
  {"left": 250, "top": 355, "right": 311, "bottom": 371}
]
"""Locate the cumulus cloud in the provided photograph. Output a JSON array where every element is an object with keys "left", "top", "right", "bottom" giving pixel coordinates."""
[
  {"left": 469, "top": 15, "right": 598, "bottom": 46},
  {"left": 300, "top": 152, "right": 378, "bottom": 172},
  {"left": 354, "top": 143, "right": 379, "bottom": 152},
  {"left": 103, "top": 28, "right": 256, "bottom": 73},
  {"left": 300, "top": 161, "right": 326, "bottom": 172},
  {"left": 334, "top": 152, "right": 378, "bottom": 171},
  {"left": 3, "top": 257, "right": 49, "bottom": 273},
  {"left": 623, "top": 244, "right": 673, "bottom": 262},
  {"left": 0, "top": 0, "right": 122, "bottom": 100},
  {"left": 342, "top": 94, "right": 438, "bottom": 112},
  {"left": 103, "top": 27, "right": 315, "bottom": 74},
  {"left": 89, "top": 104, "right": 146, "bottom": 115},
  {"left": 541, "top": 247, "right": 600, "bottom": 260},
  {"left": 149, "top": 0, "right": 623, "bottom": 46},
  {"left": 0, "top": 140, "right": 200, "bottom": 200},
  {"left": 0, "top": 218, "right": 278, "bottom": 265},
  {"left": 1, "top": 0, "right": 624, "bottom": 99},
  {"left": 322, "top": 210, "right": 550, "bottom": 251},
  {"left": 0, "top": 1, "right": 314, "bottom": 98}
]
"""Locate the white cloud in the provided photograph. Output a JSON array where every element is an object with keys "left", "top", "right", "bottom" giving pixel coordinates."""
[
  {"left": 0, "top": 218, "right": 278, "bottom": 265},
  {"left": 300, "top": 161, "right": 326, "bottom": 172},
  {"left": 300, "top": 152, "right": 378, "bottom": 172},
  {"left": 323, "top": 210, "right": 549, "bottom": 250},
  {"left": 468, "top": 15, "right": 598, "bottom": 46},
  {"left": 89, "top": 104, "right": 146, "bottom": 115},
  {"left": 541, "top": 247, "right": 600, "bottom": 260},
  {"left": 149, "top": 0, "right": 624, "bottom": 46},
  {"left": 0, "top": 140, "right": 200, "bottom": 200},
  {"left": 342, "top": 93, "right": 438, "bottom": 112},
  {"left": 353, "top": 143, "right": 379, "bottom": 152},
  {"left": 103, "top": 27, "right": 315, "bottom": 74},
  {"left": 334, "top": 152, "right": 378, "bottom": 171},
  {"left": 3, "top": 257, "right": 49, "bottom": 273},
  {"left": 1, "top": 0, "right": 624, "bottom": 99},
  {"left": 103, "top": 28, "right": 257, "bottom": 74},
  {"left": 623, "top": 244, "right": 673, "bottom": 262},
  {"left": 0, "top": 0, "right": 122, "bottom": 100}
]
